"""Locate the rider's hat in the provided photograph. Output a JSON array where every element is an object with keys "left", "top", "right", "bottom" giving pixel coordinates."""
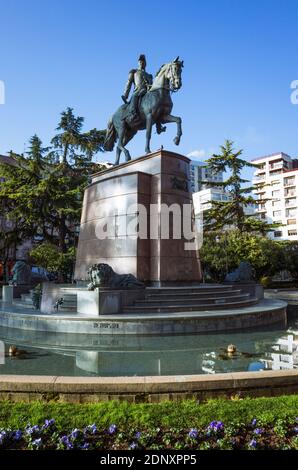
[{"left": 138, "top": 54, "right": 146, "bottom": 64}]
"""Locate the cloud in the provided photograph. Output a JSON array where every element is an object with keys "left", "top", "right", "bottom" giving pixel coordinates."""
[{"left": 187, "top": 149, "right": 206, "bottom": 160}]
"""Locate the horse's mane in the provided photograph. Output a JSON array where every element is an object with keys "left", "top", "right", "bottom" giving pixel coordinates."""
[{"left": 155, "top": 63, "right": 167, "bottom": 77}]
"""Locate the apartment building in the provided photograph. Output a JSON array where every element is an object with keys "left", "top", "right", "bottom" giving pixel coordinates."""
[
  {"left": 189, "top": 160, "right": 223, "bottom": 193},
  {"left": 252, "top": 152, "right": 298, "bottom": 240}
]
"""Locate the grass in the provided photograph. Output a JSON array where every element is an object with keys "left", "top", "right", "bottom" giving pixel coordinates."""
[{"left": 0, "top": 395, "right": 297, "bottom": 431}]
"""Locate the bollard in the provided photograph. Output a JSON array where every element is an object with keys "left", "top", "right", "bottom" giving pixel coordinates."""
[{"left": 2, "top": 285, "right": 14, "bottom": 304}]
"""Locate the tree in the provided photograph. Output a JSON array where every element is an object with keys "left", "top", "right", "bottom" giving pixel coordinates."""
[
  {"left": 0, "top": 136, "right": 49, "bottom": 281},
  {"left": 200, "top": 230, "right": 285, "bottom": 282},
  {"left": 30, "top": 243, "right": 75, "bottom": 282},
  {"left": 203, "top": 140, "right": 279, "bottom": 234},
  {"left": 282, "top": 241, "right": 298, "bottom": 279},
  {"left": 0, "top": 108, "right": 106, "bottom": 281}
]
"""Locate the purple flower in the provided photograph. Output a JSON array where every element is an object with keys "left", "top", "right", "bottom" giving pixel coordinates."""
[
  {"left": 43, "top": 419, "right": 55, "bottom": 429},
  {"left": 254, "top": 428, "right": 262, "bottom": 435},
  {"left": 249, "top": 439, "right": 257, "bottom": 448},
  {"left": 130, "top": 442, "right": 137, "bottom": 449},
  {"left": 13, "top": 430, "right": 22, "bottom": 441},
  {"left": 135, "top": 431, "right": 142, "bottom": 440},
  {"left": 70, "top": 428, "right": 80, "bottom": 439},
  {"left": 60, "top": 435, "right": 69, "bottom": 445},
  {"left": 108, "top": 424, "right": 117, "bottom": 434},
  {"left": 60, "top": 435, "right": 74, "bottom": 449},
  {"left": 208, "top": 421, "right": 224, "bottom": 433},
  {"left": 32, "top": 438, "right": 42, "bottom": 448},
  {"left": 251, "top": 419, "right": 257, "bottom": 427},
  {"left": 85, "top": 424, "right": 97, "bottom": 435},
  {"left": 294, "top": 427, "right": 298, "bottom": 433},
  {"left": 80, "top": 442, "right": 90, "bottom": 450},
  {"left": 26, "top": 425, "right": 40, "bottom": 435},
  {"left": 0, "top": 431, "right": 7, "bottom": 444},
  {"left": 188, "top": 428, "right": 198, "bottom": 439}
]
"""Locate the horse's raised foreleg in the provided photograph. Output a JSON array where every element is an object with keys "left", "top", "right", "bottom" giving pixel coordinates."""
[
  {"left": 145, "top": 113, "right": 153, "bottom": 154},
  {"left": 161, "top": 114, "right": 182, "bottom": 146}
]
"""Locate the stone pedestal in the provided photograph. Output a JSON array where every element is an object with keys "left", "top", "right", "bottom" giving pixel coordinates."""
[
  {"left": 77, "top": 289, "right": 121, "bottom": 316},
  {"left": 2, "top": 285, "right": 13, "bottom": 304},
  {"left": 75, "top": 150, "right": 202, "bottom": 283}
]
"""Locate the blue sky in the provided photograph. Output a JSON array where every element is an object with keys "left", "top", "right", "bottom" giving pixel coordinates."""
[{"left": 1, "top": 0, "right": 298, "bottom": 172}]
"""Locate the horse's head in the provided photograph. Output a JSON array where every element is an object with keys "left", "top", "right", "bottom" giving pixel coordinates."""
[
  {"left": 155, "top": 57, "right": 184, "bottom": 92},
  {"left": 166, "top": 57, "right": 184, "bottom": 91}
]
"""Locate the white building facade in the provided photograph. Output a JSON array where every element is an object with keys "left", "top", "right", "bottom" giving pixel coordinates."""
[
  {"left": 252, "top": 152, "right": 298, "bottom": 241},
  {"left": 189, "top": 160, "right": 223, "bottom": 193}
]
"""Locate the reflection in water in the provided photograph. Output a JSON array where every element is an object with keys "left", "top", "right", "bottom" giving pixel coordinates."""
[
  {"left": 0, "top": 318, "right": 297, "bottom": 376},
  {"left": 262, "top": 334, "right": 298, "bottom": 370}
]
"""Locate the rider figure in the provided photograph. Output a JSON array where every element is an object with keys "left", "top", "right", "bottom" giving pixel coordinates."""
[
  {"left": 121, "top": 54, "right": 152, "bottom": 122},
  {"left": 121, "top": 54, "right": 166, "bottom": 133}
]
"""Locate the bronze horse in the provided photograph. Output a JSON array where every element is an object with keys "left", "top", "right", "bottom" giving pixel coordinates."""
[{"left": 104, "top": 58, "right": 184, "bottom": 165}]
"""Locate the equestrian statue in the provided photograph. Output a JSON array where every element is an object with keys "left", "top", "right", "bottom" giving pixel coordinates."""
[{"left": 103, "top": 54, "right": 184, "bottom": 165}]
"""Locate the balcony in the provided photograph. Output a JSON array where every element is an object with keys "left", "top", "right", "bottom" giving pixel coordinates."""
[
  {"left": 269, "top": 161, "right": 288, "bottom": 170},
  {"left": 285, "top": 190, "right": 296, "bottom": 198},
  {"left": 284, "top": 179, "right": 296, "bottom": 187},
  {"left": 285, "top": 199, "right": 297, "bottom": 208},
  {"left": 253, "top": 174, "right": 266, "bottom": 182}
]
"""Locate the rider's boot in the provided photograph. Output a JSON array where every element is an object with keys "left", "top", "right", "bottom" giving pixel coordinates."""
[{"left": 156, "top": 123, "right": 166, "bottom": 134}]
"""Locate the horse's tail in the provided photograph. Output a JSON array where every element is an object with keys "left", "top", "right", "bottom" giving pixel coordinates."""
[{"left": 103, "top": 119, "right": 117, "bottom": 151}]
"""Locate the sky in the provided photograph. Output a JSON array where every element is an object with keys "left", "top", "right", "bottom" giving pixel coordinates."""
[{"left": 1, "top": 0, "right": 298, "bottom": 175}]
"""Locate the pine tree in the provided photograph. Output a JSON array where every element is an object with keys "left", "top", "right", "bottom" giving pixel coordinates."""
[
  {"left": 203, "top": 140, "right": 280, "bottom": 234},
  {"left": 0, "top": 109, "right": 106, "bottom": 281}
]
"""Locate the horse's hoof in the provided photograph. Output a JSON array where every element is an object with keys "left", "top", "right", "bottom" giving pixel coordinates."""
[{"left": 174, "top": 137, "right": 180, "bottom": 146}]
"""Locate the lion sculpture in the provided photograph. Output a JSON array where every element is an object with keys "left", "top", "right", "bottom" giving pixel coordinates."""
[
  {"left": 87, "top": 263, "right": 145, "bottom": 290},
  {"left": 10, "top": 261, "right": 32, "bottom": 285},
  {"left": 224, "top": 261, "right": 255, "bottom": 283}
]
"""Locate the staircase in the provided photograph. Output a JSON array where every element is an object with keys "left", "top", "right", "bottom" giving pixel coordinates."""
[
  {"left": 14, "top": 288, "right": 78, "bottom": 312},
  {"left": 123, "top": 285, "right": 258, "bottom": 314}
]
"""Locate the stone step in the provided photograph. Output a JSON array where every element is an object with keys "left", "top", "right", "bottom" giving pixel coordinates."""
[
  {"left": 13, "top": 300, "right": 36, "bottom": 309},
  {"left": 145, "top": 286, "right": 235, "bottom": 295},
  {"left": 20, "top": 296, "right": 34, "bottom": 305},
  {"left": 135, "top": 293, "right": 250, "bottom": 307},
  {"left": 59, "top": 306, "right": 77, "bottom": 311},
  {"left": 145, "top": 289, "right": 243, "bottom": 300},
  {"left": 123, "top": 298, "right": 259, "bottom": 313}
]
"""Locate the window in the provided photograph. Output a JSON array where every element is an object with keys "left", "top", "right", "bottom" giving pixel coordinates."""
[
  {"left": 272, "top": 190, "right": 280, "bottom": 197},
  {"left": 285, "top": 189, "right": 296, "bottom": 197},
  {"left": 272, "top": 200, "right": 280, "bottom": 207},
  {"left": 271, "top": 180, "right": 280, "bottom": 186},
  {"left": 273, "top": 210, "right": 282, "bottom": 217},
  {"left": 274, "top": 231, "right": 283, "bottom": 237},
  {"left": 284, "top": 176, "right": 295, "bottom": 186},
  {"left": 288, "top": 229, "right": 297, "bottom": 237},
  {"left": 286, "top": 208, "right": 297, "bottom": 217},
  {"left": 287, "top": 219, "right": 296, "bottom": 225},
  {"left": 285, "top": 198, "right": 297, "bottom": 207}
]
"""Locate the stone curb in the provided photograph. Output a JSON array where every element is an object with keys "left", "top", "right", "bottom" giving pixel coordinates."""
[{"left": 0, "top": 370, "right": 298, "bottom": 402}]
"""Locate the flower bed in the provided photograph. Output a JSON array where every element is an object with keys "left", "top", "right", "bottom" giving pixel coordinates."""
[
  {"left": 0, "top": 396, "right": 298, "bottom": 450},
  {"left": 1, "top": 417, "right": 298, "bottom": 450}
]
